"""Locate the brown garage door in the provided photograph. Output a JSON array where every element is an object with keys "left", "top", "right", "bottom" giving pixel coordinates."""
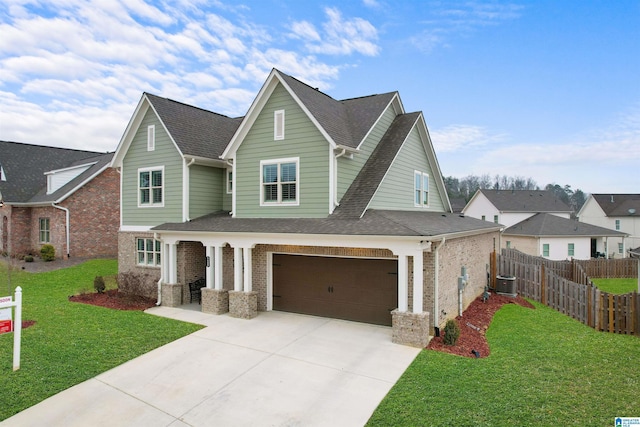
[{"left": 272, "top": 254, "right": 398, "bottom": 326}]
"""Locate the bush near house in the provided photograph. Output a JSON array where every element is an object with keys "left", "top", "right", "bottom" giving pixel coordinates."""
[{"left": 40, "top": 244, "right": 55, "bottom": 262}]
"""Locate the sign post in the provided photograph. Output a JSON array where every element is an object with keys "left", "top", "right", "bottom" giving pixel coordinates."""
[{"left": 0, "top": 287, "right": 22, "bottom": 371}]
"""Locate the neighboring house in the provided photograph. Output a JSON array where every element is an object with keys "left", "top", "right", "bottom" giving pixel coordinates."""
[
  {"left": 502, "top": 213, "right": 627, "bottom": 260},
  {"left": 111, "top": 69, "right": 501, "bottom": 347},
  {"left": 578, "top": 194, "right": 640, "bottom": 257},
  {"left": 462, "top": 189, "right": 572, "bottom": 228},
  {"left": 0, "top": 141, "right": 118, "bottom": 259}
]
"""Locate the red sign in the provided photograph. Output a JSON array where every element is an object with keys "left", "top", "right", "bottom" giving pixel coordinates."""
[{"left": 0, "top": 319, "right": 12, "bottom": 334}]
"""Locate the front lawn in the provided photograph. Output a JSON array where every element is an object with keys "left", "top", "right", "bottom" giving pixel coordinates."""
[
  {"left": 591, "top": 277, "right": 638, "bottom": 294},
  {"left": 0, "top": 259, "right": 203, "bottom": 421},
  {"left": 368, "top": 301, "right": 640, "bottom": 426}
]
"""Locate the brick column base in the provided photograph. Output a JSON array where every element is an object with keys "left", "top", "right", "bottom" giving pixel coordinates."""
[
  {"left": 161, "top": 283, "right": 183, "bottom": 307},
  {"left": 228, "top": 291, "right": 258, "bottom": 319},
  {"left": 391, "top": 309, "right": 431, "bottom": 348},
  {"left": 202, "top": 288, "right": 229, "bottom": 314}
]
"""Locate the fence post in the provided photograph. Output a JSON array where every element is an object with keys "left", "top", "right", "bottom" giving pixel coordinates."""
[{"left": 541, "top": 264, "right": 546, "bottom": 306}]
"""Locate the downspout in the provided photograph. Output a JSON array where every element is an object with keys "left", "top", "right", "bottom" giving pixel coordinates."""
[
  {"left": 183, "top": 158, "right": 196, "bottom": 221},
  {"left": 434, "top": 237, "right": 445, "bottom": 329},
  {"left": 52, "top": 203, "right": 70, "bottom": 258},
  {"left": 333, "top": 149, "right": 346, "bottom": 207},
  {"left": 154, "top": 232, "right": 163, "bottom": 306}
]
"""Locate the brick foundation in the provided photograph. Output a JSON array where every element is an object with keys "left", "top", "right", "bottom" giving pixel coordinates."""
[
  {"left": 161, "top": 283, "right": 183, "bottom": 307},
  {"left": 391, "top": 309, "right": 431, "bottom": 348},
  {"left": 202, "top": 288, "right": 229, "bottom": 314},
  {"left": 228, "top": 291, "right": 257, "bottom": 319}
]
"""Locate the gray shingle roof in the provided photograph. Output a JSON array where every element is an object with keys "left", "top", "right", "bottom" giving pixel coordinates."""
[
  {"left": 503, "top": 213, "right": 627, "bottom": 237},
  {"left": 479, "top": 189, "right": 571, "bottom": 213},
  {"left": 152, "top": 209, "right": 500, "bottom": 238},
  {"left": 278, "top": 71, "right": 396, "bottom": 149},
  {"left": 0, "top": 141, "right": 105, "bottom": 203},
  {"left": 332, "top": 113, "right": 421, "bottom": 218},
  {"left": 145, "top": 93, "right": 243, "bottom": 159},
  {"left": 591, "top": 194, "right": 640, "bottom": 217}
]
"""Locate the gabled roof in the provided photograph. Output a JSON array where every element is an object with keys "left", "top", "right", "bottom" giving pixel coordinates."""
[
  {"left": 332, "top": 112, "right": 421, "bottom": 218},
  {"left": 0, "top": 140, "right": 105, "bottom": 203},
  {"left": 503, "top": 213, "right": 627, "bottom": 237},
  {"left": 466, "top": 189, "right": 571, "bottom": 213},
  {"left": 590, "top": 194, "right": 640, "bottom": 217},
  {"left": 145, "top": 93, "right": 243, "bottom": 159},
  {"left": 152, "top": 209, "right": 500, "bottom": 238}
]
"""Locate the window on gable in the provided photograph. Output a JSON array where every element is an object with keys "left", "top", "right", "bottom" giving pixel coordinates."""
[
  {"left": 494, "top": 215, "right": 499, "bottom": 224},
  {"left": 226, "top": 169, "right": 233, "bottom": 194},
  {"left": 137, "top": 238, "right": 161, "bottom": 266},
  {"left": 568, "top": 243, "right": 575, "bottom": 257},
  {"left": 481, "top": 215, "right": 486, "bottom": 221},
  {"left": 274, "top": 110, "right": 285, "bottom": 140},
  {"left": 138, "top": 167, "right": 163, "bottom": 207},
  {"left": 261, "top": 158, "right": 298, "bottom": 205},
  {"left": 147, "top": 125, "right": 155, "bottom": 151},
  {"left": 543, "top": 243, "right": 550, "bottom": 257},
  {"left": 414, "top": 171, "right": 429, "bottom": 207},
  {"left": 615, "top": 219, "right": 620, "bottom": 230},
  {"left": 39, "top": 218, "right": 50, "bottom": 243}
]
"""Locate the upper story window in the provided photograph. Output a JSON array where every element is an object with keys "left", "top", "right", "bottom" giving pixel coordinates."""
[
  {"left": 137, "top": 238, "right": 161, "bottom": 267},
  {"left": 147, "top": 125, "right": 155, "bottom": 151},
  {"left": 506, "top": 241, "right": 511, "bottom": 249},
  {"left": 615, "top": 219, "right": 620, "bottom": 230},
  {"left": 568, "top": 243, "right": 575, "bottom": 257},
  {"left": 226, "top": 169, "right": 233, "bottom": 194},
  {"left": 481, "top": 215, "right": 486, "bottom": 221},
  {"left": 274, "top": 110, "right": 285, "bottom": 140},
  {"left": 138, "top": 167, "right": 164, "bottom": 207},
  {"left": 260, "top": 158, "right": 299, "bottom": 205},
  {"left": 39, "top": 218, "right": 50, "bottom": 243},
  {"left": 494, "top": 215, "right": 499, "bottom": 224},
  {"left": 414, "top": 171, "right": 429, "bottom": 207},
  {"left": 542, "top": 243, "right": 550, "bottom": 257}
]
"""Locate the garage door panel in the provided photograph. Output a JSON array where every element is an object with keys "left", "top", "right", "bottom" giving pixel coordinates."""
[{"left": 272, "top": 254, "right": 398, "bottom": 326}]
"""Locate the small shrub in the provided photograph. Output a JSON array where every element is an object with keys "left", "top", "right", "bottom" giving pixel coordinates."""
[
  {"left": 40, "top": 244, "right": 55, "bottom": 262},
  {"left": 443, "top": 319, "right": 461, "bottom": 346},
  {"left": 94, "top": 276, "right": 106, "bottom": 294},
  {"left": 24, "top": 255, "right": 34, "bottom": 263}
]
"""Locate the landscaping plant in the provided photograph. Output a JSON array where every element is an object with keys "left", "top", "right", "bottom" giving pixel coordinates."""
[
  {"left": 443, "top": 319, "right": 460, "bottom": 345},
  {"left": 40, "top": 244, "right": 55, "bottom": 262}
]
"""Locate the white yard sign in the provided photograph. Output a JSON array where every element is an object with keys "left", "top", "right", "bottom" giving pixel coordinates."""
[
  {"left": 0, "top": 295, "right": 12, "bottom": 334},
  {"left": 0, "top": 287, "right": 22, "bottom": 370}
]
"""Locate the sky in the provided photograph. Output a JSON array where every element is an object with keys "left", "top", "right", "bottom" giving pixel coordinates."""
[{"left": 1, "top": 0, "right": 639, "bottom": 193}]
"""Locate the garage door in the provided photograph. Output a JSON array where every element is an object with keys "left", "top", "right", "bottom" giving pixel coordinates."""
[{"left": 272, "top": 254, "right": 398, "bottom": 326}]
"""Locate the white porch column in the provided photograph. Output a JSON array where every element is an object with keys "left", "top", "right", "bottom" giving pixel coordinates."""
[
  {"left": 162, "top": 243, "right": 170, "bottom": 283},
  {"left": 168, "top": 243, "right": 178, "bottom": 284},
  {"left": 243, "top": 247, "right": 252, "bottom": 292},
  {"left": 412, "top": 251, "right": 424, "bottom": 313},
  {"left": 205, "top": 246, "right": 213, "bottom": 289},
  {"left": 397, "top": 254, "right": 408, "bottom": 312},
  {"left": 234, "top": 247, "right": 243, "bottom": 291},
  {"left": 214, "top": 245, "right": 223, "bottom": 290}
]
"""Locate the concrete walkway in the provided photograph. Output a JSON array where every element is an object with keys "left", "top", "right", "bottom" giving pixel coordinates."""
[{"left": 2, "top": 307, "right": 421, "bottom": 426}]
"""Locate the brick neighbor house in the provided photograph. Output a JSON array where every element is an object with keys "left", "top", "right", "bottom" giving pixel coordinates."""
[
  {"left": 111, "top": 69, "right": 501, "bottom": 347},
  {"left": 0, "top": 141, "right": 119, "bottom": 259}
]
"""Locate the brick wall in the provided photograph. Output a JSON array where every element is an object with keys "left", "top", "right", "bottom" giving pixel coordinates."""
[
  {"left": 29, "top": 206, "right": 66, "bottom": 258},
  {"left": 177, "top": 241, "right": 206, "bottom": 303},
  {"left": 117, "top": 231, "right": 160, "bottom": 299}
]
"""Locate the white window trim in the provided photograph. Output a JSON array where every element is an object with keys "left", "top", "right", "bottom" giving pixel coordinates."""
[
  {"left": 226, "top": 168, "right": 233, "bottom": 194},
  {"left": 568, "top": 243, "right": 575, "bottom": 257},
  {"left": 274, "top": 110, "right": 285, "bottom": 140},
  {"left": 138, "top": 166, "right": 165, "bottom": 208},
  {"left": 147, "top": 125, "right": 155, "bottom": 151},
  {"left": 39, "top": 217, "right": 50, "bottom": 243},
  {"left": 413, "top": 170, "right": 430, "bottom": 207},
  {"left": 260, "top": 157, "right": 300, "bottom": 206},
  {"left": 136, "top": 237, "right": 162, "bottom": 267}
]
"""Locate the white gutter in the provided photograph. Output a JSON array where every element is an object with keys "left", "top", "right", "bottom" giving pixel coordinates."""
[
  {"left": 154, "top": 232, "right": 163, "bottom": 306},
  {"left": 52, "top": 203, "right": 70, "bottom": 258}
]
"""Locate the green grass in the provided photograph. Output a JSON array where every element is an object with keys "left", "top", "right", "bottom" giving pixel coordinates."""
[
  {"left": 592, "top": 277, "right": 638, "bottom": 294},
  {"left": 0, "top": 260, "right": 203, "bottom": 421},
  {"left": 368, "top": 301, "right": 640, "bottom": 427}
]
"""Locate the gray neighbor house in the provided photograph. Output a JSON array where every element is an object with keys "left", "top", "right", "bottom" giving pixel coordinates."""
[{"left": 111, "top": 69, "right": 501, "bottom": 347}]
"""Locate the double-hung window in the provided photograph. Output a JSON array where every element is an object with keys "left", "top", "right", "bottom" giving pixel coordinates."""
[
  {"left": 226, "top": 169, "right": 233, "bottom": 194},
  {"left": 542, "top": 243, "right": 550, "bottom": 257},
  {"left": 137, "top": 238, "right": 161, "bottom": 266},
  {"left": 568, "top": 243, "right": 575, "bottom": 257},
  {"left": 261, "top": 158, "right": 298, "bottom": 205},
  {"left": 39, "top": 218, "right": 50, "bottom": 243},
  {"left": 138, "top": 167, "right": 164, "bottom": 207},
  {"left": 414, "top": 171, "right": 429, "bottom": 207},
  {"left": 615, "top": 219, "right": 620, "bottom": 230}
]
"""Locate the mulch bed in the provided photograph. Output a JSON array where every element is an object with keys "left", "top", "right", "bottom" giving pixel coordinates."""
[
  {"left": 426, "top": 291, "right": 535, "bottom": 358},
  {"left": 69, "top": 289, "right": 157, "bottom": 311}
]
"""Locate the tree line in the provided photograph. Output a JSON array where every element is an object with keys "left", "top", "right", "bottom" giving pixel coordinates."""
[{"left": 444, "top": 174, "right": 587, "bottom": 214}]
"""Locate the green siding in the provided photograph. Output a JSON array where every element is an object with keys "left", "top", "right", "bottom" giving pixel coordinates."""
[
  {"left": 122, "top": 108, "right": 183, "bottom": 226},
  {"left": 189, "top": 165, "right": 223, "bottom": 218},
  {"left": 337, "top": 106, "right": 396, "bottom": 201},
  {"left": 235, "top": 83, "right": 330, "bottom": 218},
  {"left": 369, "top": 126, "right": 446, "bottom": 212}
]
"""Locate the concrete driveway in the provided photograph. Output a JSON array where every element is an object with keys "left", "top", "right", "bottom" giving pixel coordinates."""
[{"left": 2, "top": 307, "right": 421, "bottom": 426}]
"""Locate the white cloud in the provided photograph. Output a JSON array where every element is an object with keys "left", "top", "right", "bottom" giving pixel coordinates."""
[{"left": 430, "top": 124, "right": 506, "bottom": 152}]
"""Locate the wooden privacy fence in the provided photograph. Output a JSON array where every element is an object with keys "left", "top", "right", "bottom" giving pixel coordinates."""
[{"left": 495, "top": 249, "right": 639, "bottom": 336}]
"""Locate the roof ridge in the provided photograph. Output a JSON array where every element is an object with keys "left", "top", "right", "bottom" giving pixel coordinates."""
[
  {"left": 0, "top": 140, "right": 103, "bottom": 155},
  {"left": 144, "top": 92, "right": 240, "bottom": 120}
]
